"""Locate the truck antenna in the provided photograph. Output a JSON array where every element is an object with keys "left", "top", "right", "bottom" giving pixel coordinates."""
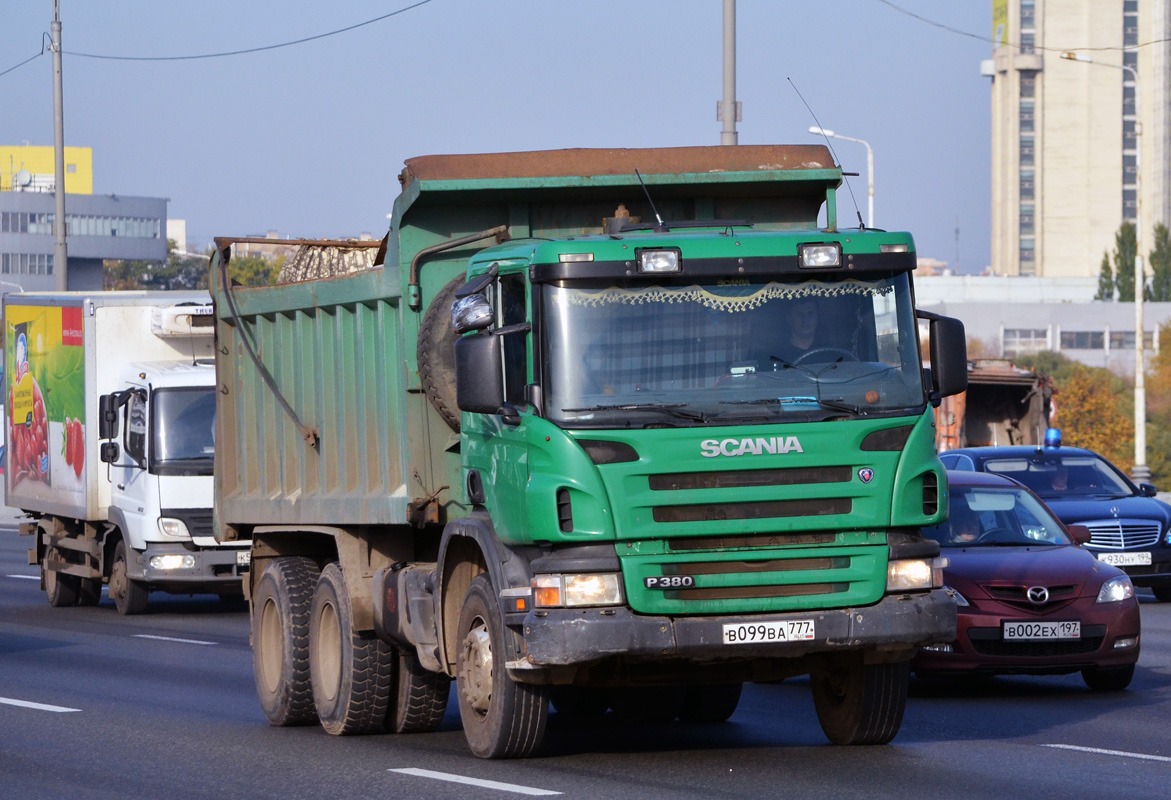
[
  {"left": 788, "top": 77, "right": 866, "bottom": 230},
  {"left": 634, "top": 170, "right": 669, "bottom": 233}
]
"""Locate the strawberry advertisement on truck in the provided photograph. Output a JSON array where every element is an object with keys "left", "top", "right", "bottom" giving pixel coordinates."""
[{"left": 6, "top": 303, "right": 86, "bottom": 505}]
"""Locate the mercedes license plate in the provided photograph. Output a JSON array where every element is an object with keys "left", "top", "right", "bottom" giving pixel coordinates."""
[
  {"left": 722, "top": 620, "right": 815, "bottom": 645},
  {"left": 1097, "top": 551, "right": 1151, "bottom": 566},
  {"left": 1003, "top": 620, "right": 1080, "bottom": 640}
]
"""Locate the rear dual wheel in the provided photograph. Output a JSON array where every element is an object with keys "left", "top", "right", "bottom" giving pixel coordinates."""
[{"left": 253, "top": 556, "right": 320, "bottom": 726}]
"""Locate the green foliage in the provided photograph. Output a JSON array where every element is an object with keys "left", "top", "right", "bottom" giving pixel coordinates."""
[
  {"left": 1149, "top": 223, "right": 1171, "bottom": 302},
  {"left": 1110, "top": 222, "right": 1143, "bottom": 302},
  {"left": 226, "top": 253, "right": 284, "bottom": 287},
  {"left": 104, "top": 239, "right": 211, "bottom": 290},
  {"left": 1095, "top": 253, "right": 1114, "bottom": 301}
]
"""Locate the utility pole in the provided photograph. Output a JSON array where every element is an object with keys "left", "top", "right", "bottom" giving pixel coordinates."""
[
  {"left": 719, "top": 0, "right": 739, "bottom": 145},
  {"left": 52, "top": 0, "right": 68, "bottom": 290}
]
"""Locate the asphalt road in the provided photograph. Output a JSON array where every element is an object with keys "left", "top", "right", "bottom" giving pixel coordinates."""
[{"left": 2, "top": 523, "right": 1169, "bottom": 800}]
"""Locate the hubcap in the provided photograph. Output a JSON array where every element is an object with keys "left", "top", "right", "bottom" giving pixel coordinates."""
[{"left": 460, "top": 618, "right": 493, "bottom": 715}]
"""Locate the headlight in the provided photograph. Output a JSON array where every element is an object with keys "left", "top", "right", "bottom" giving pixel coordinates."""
[
  {"left": 887, "top": 558, "right": 947, "bottom": 592},
  {"left": 636, "top": 248, "right": 682, "bottom": 273},
  {"left": 157, "top": 517, "right": 191, "bottom": 539},
  {"left": 1096, "top": 575, "right": 1135, "bottom": 603},
  {"left": 944, "top": 585, "right": 970, "bottom": 607},
  {"left": 149, "top": 553, "right": 196, "bottom": 570},
  {"left": 798, "top": 243, "right": 842, "bottom": 268},
  {"left": 532, "top": 573, "right": 624, "bottom": 608}
]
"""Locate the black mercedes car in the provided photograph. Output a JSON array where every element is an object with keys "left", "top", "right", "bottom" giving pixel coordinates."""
[{"left": 940, "top": 432, "right": 1171, "bottom": 602}]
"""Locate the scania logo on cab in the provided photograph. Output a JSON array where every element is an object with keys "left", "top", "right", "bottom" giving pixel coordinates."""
[{"left": 700, "top": 436, "right": 804, "bottom": 458}]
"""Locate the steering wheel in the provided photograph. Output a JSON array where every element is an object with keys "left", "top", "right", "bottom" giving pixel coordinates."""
[
  {"left": 976, "top": 527, "right": 1013, "bottom": 543},
  {"left": 793, "top": 347, "right": 859, "bottom": 365}
]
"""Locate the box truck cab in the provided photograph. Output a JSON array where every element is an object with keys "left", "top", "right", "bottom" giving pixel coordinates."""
[{"left": 4, "top": 292, "right": 249, "bottom": 614}]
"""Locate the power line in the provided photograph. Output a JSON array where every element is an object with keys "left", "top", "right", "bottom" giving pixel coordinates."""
[
  {"left": 68, "top": 0, "right": 434, "bottom": 62},
  {"left": 876, "top": 0, "right": 1171, "bottom": 53},
  {"left": 0, "top": 34, "right": 50, "bottom": 79}
]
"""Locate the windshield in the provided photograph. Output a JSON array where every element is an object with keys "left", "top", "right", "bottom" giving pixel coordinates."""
[
  {"left": 923, "top": 486, "right": 1072, "bottom": 547},
  {"left": 982, "top": 455, "right": 1133, "bottom": 499},
  {"left": 541, "top": 273, "right": 925, "bottom": 427},
  {"left": 151, "top": 387, "right": 215, "bottom": 475}
]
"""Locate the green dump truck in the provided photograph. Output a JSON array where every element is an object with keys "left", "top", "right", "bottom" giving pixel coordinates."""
[{"left": 211, "top": 145, "right": 967, "bottom": 758}]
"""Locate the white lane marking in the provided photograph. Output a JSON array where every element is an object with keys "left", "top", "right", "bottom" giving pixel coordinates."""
[
  {"left": 1042, "top": 744, "right": 1171, "bottom": 763},
  {"left": 132, "top": 634, "right": 216, "bottom": 646},
  {"left": 389, "top": 768, "right": 562, "bottom": 796},
  {"left": 7, "top": 574, "right": 40, "bottom": 580},
  {"left": 0, "top": 696, "right": 80, "bottom": 713}
]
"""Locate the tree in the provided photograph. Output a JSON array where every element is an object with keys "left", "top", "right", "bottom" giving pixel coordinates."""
[
  {"left": 1149, "top": 223, "right": 1171, "bottom": 302},
  {"left": 1095, "top": 253, "right": 1114, "bottom": 301},
  {"left": 1056, "top": 366, "right": 1134, "bottom": 474},
  {"left": 1111, "top": 222, "right": 1141, "bottom": 301},
  {"left": 226, "top": 253, "right": 284, "bottom": 287},
  {"left": 104, "top": 239, "right": 211, "bottom": 290}
]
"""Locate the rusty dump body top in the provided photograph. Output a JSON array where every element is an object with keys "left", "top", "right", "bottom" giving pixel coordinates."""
[{"left": 400, "top": 145, "right": 837, "bottom": 185}]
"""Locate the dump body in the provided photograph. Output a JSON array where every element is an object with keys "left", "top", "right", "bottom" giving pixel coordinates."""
[
  {"left": 213, "top": 145, "right": 966, "bottom": 756},
  {"left": 935, "top": 359, "right": 1052, "bottom": 451}
]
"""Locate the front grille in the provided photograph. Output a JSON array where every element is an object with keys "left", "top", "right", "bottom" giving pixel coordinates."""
[
  {"left": 649, "top": 466, "right": 852, "bottom": 491},
  {"left": 668, "top": 532, "right": 837, "bottom": 551},
  {"left": 653, "top": 497, "right": 851, "bottom": 524},
  {"left": 1082, "top": 520, "right": 1162, "bottom": 550},
  {"left": 982, "top": 584, "right": 1079, "bottom": 612},
  {"left": 668, "top": 582, "right": 848, "bottom": 601}
]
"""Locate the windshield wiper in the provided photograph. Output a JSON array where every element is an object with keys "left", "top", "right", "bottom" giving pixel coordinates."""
[
  {"left": 720, "top": 396, "right": 862, "bottom": 414},
  {"left": 562, "top": 402, "right": 708, "bottom": 423}
]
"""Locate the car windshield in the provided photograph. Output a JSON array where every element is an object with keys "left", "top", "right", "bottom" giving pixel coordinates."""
[
  {"left": 923, "top": 486, "right": 1073, "bottom": 547},
  {"left": 541, "top": 273, "right": 925, "bottom": 428},
  {"left": 981, "top": 455, "right": 1133, "bottom": 499},
  {"left": 151, "top": 387, "right": 215, "bottom": 475}
]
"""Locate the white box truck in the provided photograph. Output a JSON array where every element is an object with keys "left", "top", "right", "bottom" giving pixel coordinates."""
[{"left": 3, "top": 291, "right": 249, "bottom": 614}]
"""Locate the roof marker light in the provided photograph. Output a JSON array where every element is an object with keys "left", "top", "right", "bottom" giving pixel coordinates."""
[
  {"left": 559, "top": 253, "right": 594, "bottom": 263},
  {"left": 879, "top": 243, "right": 909, "bottom": 253}
]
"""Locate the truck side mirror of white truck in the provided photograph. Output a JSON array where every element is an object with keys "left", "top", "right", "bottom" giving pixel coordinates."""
[
  {"left": 100, "top": 442, "right": 120, "bottom": 463},
  {"left": 98, "top": 393, "right": 119, "bottom": 440}
]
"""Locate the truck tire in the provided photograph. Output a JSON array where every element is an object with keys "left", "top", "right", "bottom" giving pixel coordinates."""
[
  {"left": 1151, "top": 586, "right": 1171, "bottom": 602},
  {"left": 43, "top": 545, "right": 79, "bottom": 607},
  {"left": 677, "top": 683, "right": 743, "bottom": 723},
  {"left": 109, "top": 540, "right": 149, "bottom": 616},
  {"left": 77, "top": 576, "right": 102, "bottom": 607},
  {"left": 309, "top": 563, "right": 393, "bottom": 735},
  {"left": 455, "top": 575, "right": 549, "bottom": 758},
  {"left": 388, "top": 647, "right": 451, "bottom": 733},
  {"left": 253, "top": 556, "right": 320, "bottom": 726},
  {"left": 811, "top": 657, "right": 908, "bottom": 746},
  {"left": 417, "top": 274, "right": 464, "bottom": 432}
]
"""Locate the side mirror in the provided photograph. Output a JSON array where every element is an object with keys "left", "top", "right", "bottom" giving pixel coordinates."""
[
  {"left": 1138, "top": 483, "right": 1158, "bottom": 497},
  {"left": 451, "top": 294, "right": 494, "bottom": 335},
  {"left": 100, "top": 441, "right": 120, "bottom": 464},
  {"left": 1066, "top": 524, "right": 1092, "bottom": 546},
  {"left": 922, "top": 312, "right": 967, "bottom": 402},
  {"left": 98, "top": 393, "right": 119, "bottom": 440},
  {"left": 455, "top": 333, "right": 505, "bottom": 414}
]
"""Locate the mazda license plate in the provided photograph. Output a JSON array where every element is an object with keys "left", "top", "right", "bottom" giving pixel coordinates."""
[{"left": 1002, "top": 620, "right": 1080, "bottom": 640}]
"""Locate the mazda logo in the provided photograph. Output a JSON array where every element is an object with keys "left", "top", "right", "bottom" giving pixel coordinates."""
[{"left": 1027, "top": 586, "right": 1049, "bottom": 604}]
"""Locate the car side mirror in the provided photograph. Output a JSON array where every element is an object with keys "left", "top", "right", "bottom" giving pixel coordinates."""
[
  {"left": 1138, "top": 483, "right": 1157, "bottom": 497},
  {"left": 1066, "top": 524, "right": 1092, "bottom": 546}
]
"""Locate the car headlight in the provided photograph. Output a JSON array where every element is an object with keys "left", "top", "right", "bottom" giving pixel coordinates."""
[
  {"left": 157, "top": 517, "right": 191, "bottom": 539},
  {"left": 887, "top": 557, "right": 948, "bottom": 592},
  {"left": 1096, "top": 575, "right": 1135, "bottom": 604},
  {"left": 532, "top": 573, "right": 624, "bottom": 608},
  {"left": 149, "top": 553, "right": 196, "bottom": 570},
  {"left": 944, "top": 585, "right": 970, "bottom": 607}
]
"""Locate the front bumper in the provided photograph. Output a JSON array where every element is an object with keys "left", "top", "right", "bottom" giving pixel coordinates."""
[
  {"left": 518, "top": 589, "right": 956, "bottom": 667},
  {"left": 132, "top": 543, "right": 250, "bottom": 593},
  {"left": 913, "top": 597, "right": 1141, "bottom": 675}
]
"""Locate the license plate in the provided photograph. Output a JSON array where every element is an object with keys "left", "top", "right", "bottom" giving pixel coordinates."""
[
  {"left": 722, "top": 620, "right": 815, "bottom": 645},
  {"left": 1097, "top": 551, "right": 1152, "bottom": 566},
  {"left": 1003, "top": 620, "right": 1080, "bottom": 640},
  {"left": 236, "top": 550, "right": 252, "bottom": 567}
]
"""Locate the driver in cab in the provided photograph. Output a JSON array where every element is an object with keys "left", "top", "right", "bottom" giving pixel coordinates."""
[{"left": 771, "top": 296, "right": 848, "bottom": 366}]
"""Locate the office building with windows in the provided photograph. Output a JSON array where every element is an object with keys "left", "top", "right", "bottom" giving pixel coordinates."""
[
  {"left": 0, "top": 145, "right": 166, "bottom": 291},
  {"left": 986, "top": 0, "right": 1171, "bottom": 278}
]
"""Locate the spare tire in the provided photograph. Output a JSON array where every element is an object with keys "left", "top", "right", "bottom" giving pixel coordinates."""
[{"left": 417, "top": 274, "right": 465, "bottom": 432}]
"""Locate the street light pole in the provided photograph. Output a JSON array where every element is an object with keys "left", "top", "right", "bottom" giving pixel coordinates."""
[
  {"left": 808, "top": 126, "right": 874, "bottom": 228},
  {"left": 51, "top": 0, "right": 68, "bottom": 291},
  {"left": 1062, "top": 51, "right": 1147, "bottom": 481}
]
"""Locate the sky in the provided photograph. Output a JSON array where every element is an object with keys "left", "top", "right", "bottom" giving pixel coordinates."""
[{"left": 1, "top": 1, "right": 994, "bottom": 271}]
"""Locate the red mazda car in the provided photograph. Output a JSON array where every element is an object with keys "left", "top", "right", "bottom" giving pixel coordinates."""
[{"left": 913, "top": 471, "right": 1140, "bottom": 690}]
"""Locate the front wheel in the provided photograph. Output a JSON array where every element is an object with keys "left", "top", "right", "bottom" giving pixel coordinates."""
[
  {"left": 811, "top": 656, "right": 908, "bottom": 745},
  {"left": 109, "top": 541, "right": 149, "bottom": 616},
  {"left": 455, "top": 575, "right": 549, "bottom": 758},
  {"left": 1082, "top": 664, "right": 1134, "bottom": 692}
]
